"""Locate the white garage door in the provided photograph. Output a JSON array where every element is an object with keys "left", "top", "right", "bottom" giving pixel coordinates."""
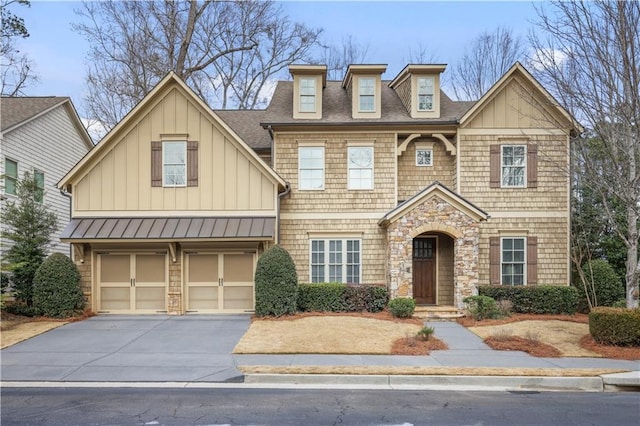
[
  {"left": 185, "top": 252, "right": 255, "bottom": 313},
  {"left": 97, "top": 253, "right": 168, "bottom": 313}
]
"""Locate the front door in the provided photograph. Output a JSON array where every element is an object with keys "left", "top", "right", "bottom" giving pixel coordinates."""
[{"left": 413, "top": 237, "right": 436, "bottom": 304}]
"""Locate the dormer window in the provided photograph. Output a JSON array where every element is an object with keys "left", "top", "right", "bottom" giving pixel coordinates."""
[
  {"left": 299, "top": 78, "right": 316, "bottom": 113},
  {"left": 358, "top": 78, "right": 375, "bottom": 112},
  {"left": 417, "top": 77, "right": 434, "bottom": 111}
]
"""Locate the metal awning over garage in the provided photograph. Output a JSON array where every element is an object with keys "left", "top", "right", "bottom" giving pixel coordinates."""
[{"left": 60, "top": 217, "right": 276, "bottom": 241}]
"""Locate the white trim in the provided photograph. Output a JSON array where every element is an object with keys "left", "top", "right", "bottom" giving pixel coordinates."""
[
  {"left": 298, "top": 145, "right": 325, "bottom": 191},
  {"left": 308, "top": 237, "right": 362, "bottom": 284},
  {"left": 281, "top": 212, "right": 385, "bottom": 220},
  {"left": 71, "top": 210, "right": 277, "bottom": 218},
  {"left": 162, "top": 141, "right": 187, "bottom": 188},
  {"left": 488, "top": 211, "right": 568, "bottom": 218},
  {"left": 500, "top": 236, "right": 527, "bottom": 286},
  {"left": 500, "top": 144, "right": 527, "bottom": 188},
  {"left": 297, "top": 139, "right": 326, "bottom": 147},
  {"left": 457, "top": 128, "right": 569, "bottom": 136},
  {"left": 347, "top": 146, "right": 374, "bottom": 190},
  {"left": 307, "top": 231, "right": 365, "bottom": 238},
  {"left": 415, "top": 148, "right": 433, "bottom": 167}
]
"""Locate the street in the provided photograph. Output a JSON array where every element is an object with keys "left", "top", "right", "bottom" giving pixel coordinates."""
[{"left": 1, "top": 387, "right": 639, "bottom": 425}]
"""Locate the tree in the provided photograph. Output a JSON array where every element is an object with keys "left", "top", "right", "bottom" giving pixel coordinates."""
[
  {"left": 1, "top": 0, "right": 38, "bottom": 96},
  {"left": 451, "top": 26, "right": 526, "bottom": 100},
  {"left": 1, "top": 173, "right": 58, "bottom": 306},
  {"left": 316, "top": 35, "right": 369, "bottom": 81},
  {"left": 74, "top": 0, "right": 322, "bottom": 130},
  {"left": 531, "top": 1, "right": 640, "bottom": 308}
]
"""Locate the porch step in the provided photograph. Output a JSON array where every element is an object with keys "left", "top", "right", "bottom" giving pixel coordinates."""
[{"left": 413, "top": 306, "right": 465, "bottom": 321}]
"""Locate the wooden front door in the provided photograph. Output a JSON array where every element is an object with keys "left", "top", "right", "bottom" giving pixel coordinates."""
[{"left": 413, "top": 237, "right": 436, "bottom": 304}]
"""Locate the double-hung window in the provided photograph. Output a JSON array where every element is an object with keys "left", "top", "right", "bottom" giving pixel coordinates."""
[
  {"left": 299, "top": 78, "right": 316, "bottom": 113},
  {"left": 358, "top": 78, "right": 375, "bottom": 112},
  {"left": 4, "top": 158, "right": 18, "bottom": 196},
  {"left": 348, "top": 146, "right": 373, "bottom": 189},
  {"left": 163, "top": 141, "right": 187, "bottom": 187},
  {"left": 417, "top": 77, "right": 434, "bottom": 111},
  {"left": 34, "top": 170, "right": 44, "bottom": 203},
  {"left": 299, "top": 146, "right": 324, "bottom": 190},
  {"left": 501, "top": 237, "right": 525, "bottom": 285},
  {"left": 501, "top": 145, "right": 526, "bottom": 187},
  {"left": 310, "top": 238, "right": 361, "bottom": 283}
]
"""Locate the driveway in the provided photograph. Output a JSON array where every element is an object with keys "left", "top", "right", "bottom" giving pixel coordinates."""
[{"left": 1, "top": 315, "right": 251, "bottom": 382}]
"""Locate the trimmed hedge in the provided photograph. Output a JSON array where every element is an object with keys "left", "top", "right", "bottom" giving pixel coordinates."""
[
  {"left": 479, "top": 285, "right": 578, "bottom": 315},
  {"left": 589, "top": 307, "right": 640, "bottom": 346},
  {"left": 297, "top": 283, "right": 388, "bottom": 313},
  {"left": 388, "top": 297, "right": 416, "bottom": 318},
  {"left": 32, "top": 253, "right": 84, "bottom": 318},
  {"left": 463, "top": 295, "right": 503, "bottom": 320},
  {"left": 254, "top": 245, "right": 298, "bottom": 316}
]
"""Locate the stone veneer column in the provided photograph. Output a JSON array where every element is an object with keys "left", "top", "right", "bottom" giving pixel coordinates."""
[
  {"left": 386, "top": 196, "right": 480, "bottom": 308},
  {"left": 74, "top": 247, "right": 93, "bottom": 311},
  {"left": 167, "top": 250, "right": 182, "bottom": 315}
]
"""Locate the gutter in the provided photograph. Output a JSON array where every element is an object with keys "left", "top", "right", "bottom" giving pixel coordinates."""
[{"left": 260, "top": 120, "right": 460, "bottom": 129}]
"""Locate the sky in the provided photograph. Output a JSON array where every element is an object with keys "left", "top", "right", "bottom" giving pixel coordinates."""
[{"left": 12, "top": 0, "right": 542, "bottom": 120}]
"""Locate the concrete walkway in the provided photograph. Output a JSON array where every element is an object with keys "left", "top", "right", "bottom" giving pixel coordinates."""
[{"left": 2, "top": 316, "right": 638, "bottom": 390}]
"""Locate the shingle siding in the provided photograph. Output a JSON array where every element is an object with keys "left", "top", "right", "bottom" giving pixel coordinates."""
[{"left": 397, "top": 139, "right": 456, "bottom": 201}]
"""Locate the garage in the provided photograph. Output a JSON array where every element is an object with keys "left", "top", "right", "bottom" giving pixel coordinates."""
[
  {"left": 97, "top": 253, "right": 168, "bottom": 313},
  {"left": 185, "top": 252, "right": 255, "bottom": 313}
]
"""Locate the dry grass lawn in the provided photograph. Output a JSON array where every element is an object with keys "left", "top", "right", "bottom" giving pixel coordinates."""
[
  {"left": 469, "top": 320, "right": 598, "bottom": 357},
  {"left": 234, "top": 316, "right": 424, "bottom": 354},
  {"left": 1, "top": 320, "right": 68, "bottom": 349}
]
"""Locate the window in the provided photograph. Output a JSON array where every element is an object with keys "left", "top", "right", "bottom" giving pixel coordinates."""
[
  {"left": 34, "top": 170, "right": 44, "bottom": 203},
  {"left": 358, "top": 78, "right": 375, "bottom": 112},
  {"left": 501, "top": 237, "right": 525, "bottom": 285},
  {"left": 417, "top": 77, "right": 434, "bottom": 111},
  {"left": 416, "top": 148, "right": 433, "bottom": 166},
  {"left": 299, "top": 146, "right": 324, "bottom": 190},
  {"left": 299, "top": 78, "right": 316, "bottom": 112},
  {"left": 163, "top": 141, "right": 187, "bottom": 187},
  {"left": 4, "top": 158, "right": 18, "bottom": 196},
  {"left": 501, "top": 145, "right": 526, "bottom": 187},
  {"left": 348, "top": 146, "right": 373, "bottom": 189},
  {"left": 310, "top": 238, "right": 361, "bottom": 283}
]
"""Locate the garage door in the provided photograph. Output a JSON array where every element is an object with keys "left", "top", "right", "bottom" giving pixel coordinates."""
[
  {"left": 185, "top": 252, "right": 255, "bottom": 313},
  {"left": 97, "top": 253, "right": 167, "bottom": 313}
]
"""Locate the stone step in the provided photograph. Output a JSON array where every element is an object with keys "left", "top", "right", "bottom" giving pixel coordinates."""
[{"left": 413, "top": 306, "right": 465, "bottom": 321}]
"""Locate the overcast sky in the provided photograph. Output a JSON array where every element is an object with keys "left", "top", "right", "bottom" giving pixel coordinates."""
[{"left": 14, "top": 0, "right": 540, "bottom": 118}]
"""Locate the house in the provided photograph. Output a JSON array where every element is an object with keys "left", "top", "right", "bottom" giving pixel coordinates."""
[
  {"left": 57, "top": 62, "right": 580, "bottom": 314},
  {"left": 1, "top": 97, "right": 93, "bottom": 256}
]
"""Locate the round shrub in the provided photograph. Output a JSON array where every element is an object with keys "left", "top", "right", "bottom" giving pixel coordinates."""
[
  {"left": 463, "top": 295, "right": 502, "bottom": 320},
  {"left": 574, "top": 259, "right": 625, "bottom": 310},
  {"left": 254, "top": 245, "right": 298, "bottom": 316},
  {"left": 589, "top": 307, "right": 640, "bottom": 346},
  {"left": 388, "top": 297, "right": 416, "bottom": 318},
  {"left": 33, "top": 253, "right": 84, "bottom": 318}
]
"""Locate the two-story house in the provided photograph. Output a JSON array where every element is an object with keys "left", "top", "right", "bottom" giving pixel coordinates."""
[
  {"left": 1, "top": 97, "right": 93, "bottom": 255},
  {"left": 57, "top": 62, "right": 579, "bottom": 315}
]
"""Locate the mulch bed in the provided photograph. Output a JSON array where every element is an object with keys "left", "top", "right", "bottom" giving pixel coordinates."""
[
  {"left": 457, "top": 313, "right": 589, "bottom": 327},
  {"left": 485, "top": 335, "right": 562, "bottom": 358},
  {"left": 391, "top": 336, "right": 448, "bottom": 355},
  {"left": 579, "top": 335, "right": 640, "bottom": 361}
]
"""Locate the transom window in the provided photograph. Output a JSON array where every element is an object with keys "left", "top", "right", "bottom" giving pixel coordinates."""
[
  {"left": 348, "top": 146, "right": 373, "bottom": 190},
  {"left": 416, "top": 148, "right": 433, "bottom": 166},
  {"left": 34, "top": 170, "right": 44, "bottom": 203},
  {"left": 299, "top": 146, "right": 324, "bottom": 190},
  {"left": 501, "top": 237, "right": 526, "bottom": 285},
  {"left": 299, "top": 78, "right": 316, "bottom": 113},
  {"left": 310, "top": 239, "right": 361, "bottom": 283},
  {"left": 417, "top": 77, "right": 434, "bottom": 111},
  {"left": 501, "top": 145, "right": 526, "bottom": 187},
  {"left": 4, "top": 158, "right": 18, "bottom": 196},
  {"left": 163, "top": 141, "right": 187, "bottom": 187},
  {"left": 358, "top": 78, "right": 375, "bottom": 112}
]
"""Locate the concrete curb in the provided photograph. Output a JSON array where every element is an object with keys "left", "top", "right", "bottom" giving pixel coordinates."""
[
  {"left": 601, "top": 371, "right": 640, "bottom": 392},
  {"left": 244, "top": 373, "right": 605, "bottom": 392}
]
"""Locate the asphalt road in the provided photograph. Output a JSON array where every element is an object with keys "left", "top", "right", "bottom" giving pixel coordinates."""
[{"left": 2, "top": 387, "right": 639, "bottom": 425}]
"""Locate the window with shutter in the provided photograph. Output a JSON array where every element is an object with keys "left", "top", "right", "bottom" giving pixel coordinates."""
[
  {"left": 490, "top": 143, "right": 538, "bottom": 189},
  {"left": 492, "top": 236, "right": 537, "bottom": 286},
  {"left": 151, "top": 140, "right": 198, "bottom": 187}
]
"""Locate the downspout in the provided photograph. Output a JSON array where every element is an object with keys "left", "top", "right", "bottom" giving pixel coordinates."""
[{"left": 277, "top": 182, "right": 291, "bottom": 244}]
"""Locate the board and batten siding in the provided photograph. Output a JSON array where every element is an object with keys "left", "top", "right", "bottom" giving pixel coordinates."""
[
  {"left": 72, "top": 87, "right": 276, "bottom": 214},
  {"left": 1, "top": 104, "right": 91, "bottom": 255}
]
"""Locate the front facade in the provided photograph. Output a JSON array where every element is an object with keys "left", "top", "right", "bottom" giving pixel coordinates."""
[
  {"left": 59, "top": 62, "right": 578, "bottom": 314},
  {"left": 1, "top": 97, "right": 93, "bottom": 256}
]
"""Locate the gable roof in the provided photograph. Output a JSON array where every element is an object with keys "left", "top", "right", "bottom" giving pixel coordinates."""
[
  {"left": 262, "top": 80, "right": 475, "bottom": 127},
  {"left": 459, "top": 62, "right": 583, "bottom": 133},
  {"left": 58, "top": 72, "right": 286, "bottom": 189},
  {"left": 1, "top": 96, "right": 94, "bottom": 149},
  {"left": 378, "top": 181, "right": 489, "bottom": 226}
]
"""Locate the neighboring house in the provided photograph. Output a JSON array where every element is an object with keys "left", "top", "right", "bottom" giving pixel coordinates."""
[
  {"left": 1, "top": 97, "right": 93, "bottom": 256},
  {"left": 57, "top": 62, "right": 580, "bottom": 315}
]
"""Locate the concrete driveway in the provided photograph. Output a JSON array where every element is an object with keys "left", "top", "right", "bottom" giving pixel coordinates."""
[{"left": 1, "top": 315, "right": 251, "bottom": 382}]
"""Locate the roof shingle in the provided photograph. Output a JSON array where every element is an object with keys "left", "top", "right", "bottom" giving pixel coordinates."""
[{"left": 1, "top": 96, "right": 69, "bottom": 131}]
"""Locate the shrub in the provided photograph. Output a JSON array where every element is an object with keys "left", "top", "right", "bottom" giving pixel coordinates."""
[
  {"left": 463, "top": 295, "right": 503, "bottom": 320},
  {"left": 254, "top": 245, "right": 298, "bottom": 316},
  {"left": 589, "top": 307, "right": 640, "bottom": 346},
  {"left": 388, "top": 297, "right": 415, "bottom": 318},
  {"left": 416, "top": 326, "right": 434, "bottom": 341},
  {"left": 297, "top": 282, "right": 348, "bottom": 312},
  {"left": 3, "top": 302, "right": 38, "bottom": 317},
  {"left": 479, "top": 285, "right": 578, "bottom": 315},
  {"left": 32, "top": 253, "right": 84, "bottom": 318},
  {"left": 573, "top": 259, "right": 625, "bottom": 311},
  {"left": 297, "top": 283, "right": 388, "bottom": 313}
]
